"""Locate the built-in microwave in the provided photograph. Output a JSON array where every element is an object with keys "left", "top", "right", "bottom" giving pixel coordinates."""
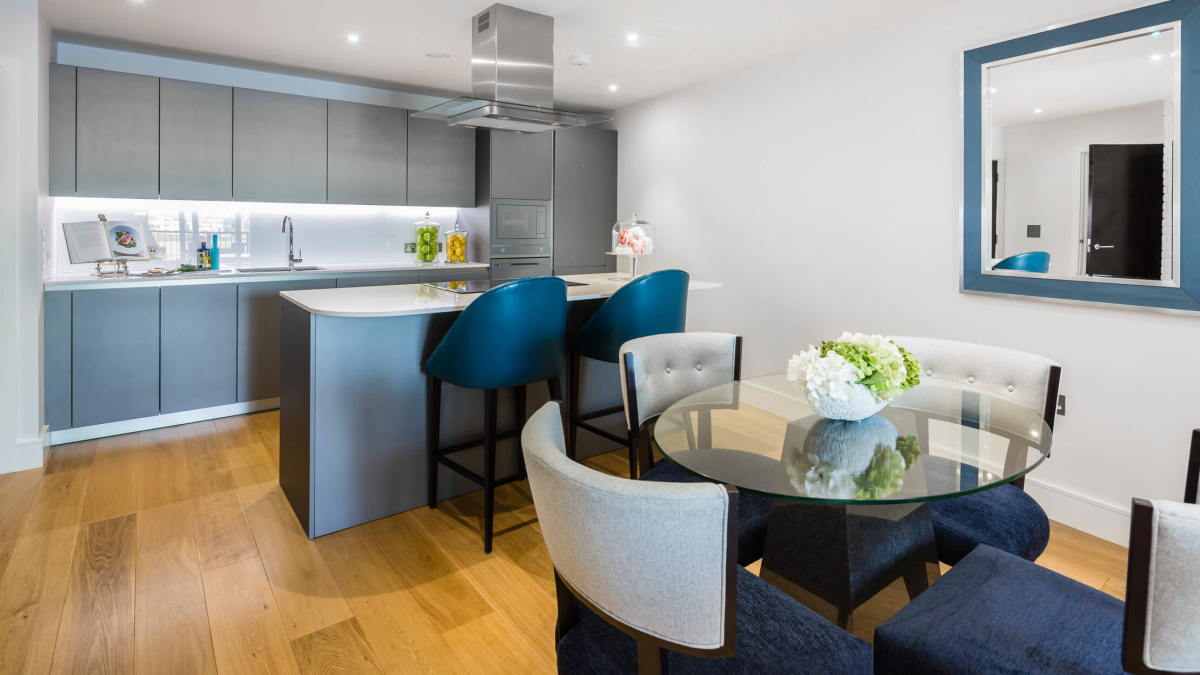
[{"left": 490, "top": 199, "right": 552, "bottom": 258}]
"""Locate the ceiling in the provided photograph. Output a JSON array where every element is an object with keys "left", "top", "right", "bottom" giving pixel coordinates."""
[
  {"left": 43, "top": 0, "right": 957, "bottom": 111},
  {"left": 989, "top": 29, "right": 1177, "bottom": 127}
]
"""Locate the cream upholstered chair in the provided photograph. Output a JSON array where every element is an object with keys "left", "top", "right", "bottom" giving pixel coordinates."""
[
  {"left": 618, "top": 333, "right": 772, "bottom": 566},
  {"left": 890, "top": 336, "right": 1061, "bottom": 565},
  {"left": 521, "top": 402, "right": 871, "bottom": 675}
]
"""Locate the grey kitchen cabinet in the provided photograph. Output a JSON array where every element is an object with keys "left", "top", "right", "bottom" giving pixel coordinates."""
[
  {"left": 44, "top": 292, "right": 72, "bottom": 431},
  {"left": 160, "top": 79, "right": 233, "bottom": 201},
  {"left": 71, "top": 288, "right": 161, "bottom": 427},
  {"left": 233, "top": 88, "right": 328, "bottom": 203},
  {"left": 237, "top": 278, "right": 336, "bottom": 402},
  {"left": 488, "top": 130, "right": 553, "bottom": 200},
  {"left": 160, "top": 284, "right": 237, "bottom": 414},
  {"left": 335, "top": 273, "right": 421, "bottom": 288},
  {"left": 328, "top": 101, "right": 408, "bottom": 206},
  {"left": 48, "top": 65, "right": 76, "bottom": 197},
  {"left": 553, "top": 127, "right": 618, "bottom": 270},
  {"left": 407, "top": 117, "right": 475, "bottom": 207},
  {"left": 76, "top": 68, "right": 160, "bottom": 199}
]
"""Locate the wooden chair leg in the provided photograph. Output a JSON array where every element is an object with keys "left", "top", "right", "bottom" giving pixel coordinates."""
[
  {"left": 683, "top": 411, "right": 697, "bottom": 450},
  {"left": 483, "top": 388, "right": 498, "bottom": 554},
  {"left": 698, "top": 409, "right": 713, "bottom": 449},
  {"left": 426, "top": 376, "right": 442, "bottom": 509},
  {"left": 636, "top": 636, "right": 668, "bottom": 675},
  {"left": 567, "top": 352, "right": 581, "bottom": 460}
]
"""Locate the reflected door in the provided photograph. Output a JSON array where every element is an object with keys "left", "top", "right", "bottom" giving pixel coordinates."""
[{"left": 1086, "top": 143, "right": 1164, "bottom": 280}]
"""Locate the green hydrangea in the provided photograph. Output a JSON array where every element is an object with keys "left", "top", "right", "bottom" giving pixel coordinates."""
[
  {"left": 854, "top": 435, "right": 923, "bottom": 500},
  {"left": 816, "top": 334, "right": 921, "bottom": 404}
]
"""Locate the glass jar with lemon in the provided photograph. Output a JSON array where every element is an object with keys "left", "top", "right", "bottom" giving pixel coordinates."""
[
  {"left": 443, "top": 220, "right": 469, "bottom": 264},
  {"left": 414, "top": 212, "right": 441, "bottom": 263}
]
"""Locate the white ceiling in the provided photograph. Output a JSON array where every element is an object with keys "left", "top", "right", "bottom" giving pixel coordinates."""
[
  {"left": 42, "top": 0, "right": 957, "bottom": 111},
  {"left": 988, "top": 29, "right": 1177, "bottom": 127}
]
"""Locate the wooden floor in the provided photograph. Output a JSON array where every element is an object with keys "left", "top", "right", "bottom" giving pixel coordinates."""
[{"left": 0, "top": 411, "right": 1129, "bottom": 674}]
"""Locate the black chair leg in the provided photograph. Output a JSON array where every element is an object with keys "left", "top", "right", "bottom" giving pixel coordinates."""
[
  {"left": 567, "top": 352, "right": 581, "bottom": 460},
  {"left": 483, "top": 388, "right": 498, "bottom": 554},
  {"left": 426, "top": 376, "right": 442, "bottom": 509},
  {"left": 515, "top": 384, "right": 527, "bottom": 480},
  {"left": 636, "top": 425, "right": 654, "bottom": 477},
  {"left": 547, "top": 376, "right": 566, "bottom": 434},
  {"left": 627, "top": 428, "right": 639, "bottom": 479}
]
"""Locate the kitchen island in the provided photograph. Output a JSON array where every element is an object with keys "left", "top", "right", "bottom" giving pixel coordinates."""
[{"left": 278, "top": 272, "right": 719, "bottom": 538}]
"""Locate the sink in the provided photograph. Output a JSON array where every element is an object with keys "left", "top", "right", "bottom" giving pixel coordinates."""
[{"left": 235, "top": 266, "right": 323, "bottom": 273}]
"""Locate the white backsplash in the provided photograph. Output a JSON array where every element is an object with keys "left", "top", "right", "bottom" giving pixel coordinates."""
[{"left": 52, "top": 198, "right": 462, "bottom": 273}]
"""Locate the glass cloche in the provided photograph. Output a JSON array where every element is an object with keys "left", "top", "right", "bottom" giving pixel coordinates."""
[
  {"left": 414, "top": 212, "right": 441, "bottom": 263},
  {"left": 609, "top": 212, "right": 655, "bottom": 280}
]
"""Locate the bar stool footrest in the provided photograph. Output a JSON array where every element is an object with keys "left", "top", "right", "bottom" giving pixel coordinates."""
[
  {"left": 436, "top": 455, "right": 524, "bottom": 489},
  {"left": 435, "top": 429, "right": 521, "bottom": 456}
]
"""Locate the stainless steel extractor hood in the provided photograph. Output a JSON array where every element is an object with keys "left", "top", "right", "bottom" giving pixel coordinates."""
[{"left": 411, "top": 4, "right": 610, "bottom": 133}]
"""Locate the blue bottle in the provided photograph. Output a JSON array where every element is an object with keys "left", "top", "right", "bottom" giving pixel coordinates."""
[{"left": 210, "top": 234, "right": 221, "bottom": 270}]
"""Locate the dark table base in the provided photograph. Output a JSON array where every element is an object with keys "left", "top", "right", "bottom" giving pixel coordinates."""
[{"left": 758, "top": 499, "right": 941, "bottom": 630}]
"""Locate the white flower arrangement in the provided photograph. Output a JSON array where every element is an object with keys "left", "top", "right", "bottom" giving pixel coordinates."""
[
  {"left": 614, "top": 226, "right": 654, "bottom": 256},
  {"left": 786, "top": 333, "right": 921, "bottom": 420}
]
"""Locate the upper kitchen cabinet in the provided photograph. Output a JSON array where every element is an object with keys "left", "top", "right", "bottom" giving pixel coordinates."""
[
  {"left": 48, "top": 65, "right": 76, "bottom": 197},
  {"left": 76, "top": 68, "right": 160, "bottom": 199},
  {"left": 487, "top": 130, "right": 553, "bottom": 200},
  {"left": 407, "top": 117, "right": 475, "bottom": 207},
  {"left": 160, "top": 79, "right": 233, "bottom": 201},
  {"left": 234, "top": 88, "right": 327, "bottom": 203},
  {"left": 328, "top": 100, "right": 408, "bottom": 206},
  {"left": 553, "top": 127, "right": 618, "bottom": 272}
]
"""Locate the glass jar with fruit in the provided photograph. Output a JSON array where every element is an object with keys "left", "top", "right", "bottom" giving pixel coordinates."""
[
  {"left": 414, "top": 212, "right": 441, "bottom": 263},
  {"left": 443, "top": 220, "right": 469, "bottom": 264}
]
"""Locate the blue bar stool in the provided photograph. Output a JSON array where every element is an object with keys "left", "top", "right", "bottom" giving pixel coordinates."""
[
  {"left": 566, "top": 269, "right": 689, "bottom": 473},
  {"left": 425, "top": 276, "right": 568, "bottom": 553},
  {"left": 992, "top": 251, "right": 1050, "bottom": 273}
]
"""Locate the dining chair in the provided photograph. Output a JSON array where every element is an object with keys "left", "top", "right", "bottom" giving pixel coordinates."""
[
  {"left": 521, "top": 401, "right": 872, "bottom": 675},
  {"left": 425, "top": 276, "right": 567, "bottom": 554},
  {"left": 619, "top": 332, "right": 773, "bottom": 565},
  {"left": 891, "top": 336, "right": 1060, "bottom": 565},
  {"left": 992, "top": 251, "right": 1051, "bottom": 273}
]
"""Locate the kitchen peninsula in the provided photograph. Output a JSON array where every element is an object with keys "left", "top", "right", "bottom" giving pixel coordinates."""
[{"left": 277, "top": 272, "right": 719, "bottom": 537}]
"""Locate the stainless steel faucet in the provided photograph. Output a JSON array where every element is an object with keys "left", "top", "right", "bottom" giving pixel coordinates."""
[{"left": 282, "top": 216, "right": 303, "bottom": 268}]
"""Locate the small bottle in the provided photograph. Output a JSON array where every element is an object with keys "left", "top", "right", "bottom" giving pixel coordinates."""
[
  {"left": 210, "top": 234, "right": 221, "bottom": 270},
  {"left": 197, "top": 238, "right": 210, "bottom": 270}
]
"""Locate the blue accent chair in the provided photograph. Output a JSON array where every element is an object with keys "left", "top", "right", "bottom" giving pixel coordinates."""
[
  {"left": 992, "top": 251, "right": 1050, "bottom": 273},
  {"left": 425, "top": 276, "right": 568, "bottom": 553},
  {"left": 567, "top": 270, "right": 690, "bottom": 473}
]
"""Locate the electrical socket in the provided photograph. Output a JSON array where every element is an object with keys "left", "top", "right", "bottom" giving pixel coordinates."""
[
  {"left": 1057, "top": 394, "right": 1066, "bottom": 416},
  {"left": 404, "top": 242, "right": 416, "bottom": 253}
]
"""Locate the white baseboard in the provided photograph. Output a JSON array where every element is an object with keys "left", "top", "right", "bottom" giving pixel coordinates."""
[
  {"left": 48, "top": 399, "right": 279, "bottom": 445},
  {"left": 2, "top": 426, "right": 50, "bottom": 474},
  {"left": 1025, "top": 477, "right": 1131, "bottom": 547}
]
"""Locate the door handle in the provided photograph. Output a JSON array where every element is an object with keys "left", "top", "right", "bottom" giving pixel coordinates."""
[{"left": 1093, "top": 244, "right": 1114, "bottom": 250}]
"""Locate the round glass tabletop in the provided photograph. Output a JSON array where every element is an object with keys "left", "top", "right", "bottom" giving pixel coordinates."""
[{"left": 652, "top": 374, "right": 1052, "bottom": 505}]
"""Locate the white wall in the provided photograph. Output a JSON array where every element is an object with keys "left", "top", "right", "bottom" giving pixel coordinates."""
[
  {"left": 998, "top": 101, "right": 1165, "bottom": 275},
  {"left": 614, "top": 0, "right": 1187, "bottom": 544}
]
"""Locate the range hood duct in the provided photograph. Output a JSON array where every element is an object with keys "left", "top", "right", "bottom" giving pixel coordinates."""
[{"left": 412, "top": 3, "right": 610, "bottom": 133}]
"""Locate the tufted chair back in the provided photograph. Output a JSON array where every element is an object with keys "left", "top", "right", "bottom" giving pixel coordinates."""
[
  {"left": 619, "top": 333, "right": 741, "bottom": 431},
  {"left": 890, "top": 336, "right": 1061, "bottom": 429}
]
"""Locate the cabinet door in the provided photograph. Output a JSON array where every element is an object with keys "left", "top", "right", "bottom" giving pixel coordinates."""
[
  {"left": 161, "top": 284, "right": 237, "bottom": 413},
  {"left": 553, "top": 127, "right": 616, "bottom": 270},
  {"left": 328, "top": 101, "right": 407, "bottom": 206},
  {"left": 335, "top": 273, "right": 421, "bottom": 288},
  {"left": 407, "top": 117, "right": 475, "bottom": 207},
  {"left": 44, "top": 291, "right": 72, "bottom": 431},
  {"left": 76, "top": 68, "right": 160, "bottom": 198},
  {"left": 233, "top": 88, "right": 327, "bottom": 203},
  {"left": 489, "top": 130, "right": 553, "bottom": 200},
  {"left": 48, "top": 65, "right": 76, "bottom": 197},
  {"left": 72, "top": 288, "right": 161, "bottom": 427},
  {"left": 161, "top": 79, "right": 233, "bottom": 201},
  {"left": 237, "top": 279, "right": 336, "bottom": 402}
]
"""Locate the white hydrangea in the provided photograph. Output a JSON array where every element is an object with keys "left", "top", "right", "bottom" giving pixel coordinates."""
[{"left": 786, "top": 347, "right": 861, "bottom": 406}]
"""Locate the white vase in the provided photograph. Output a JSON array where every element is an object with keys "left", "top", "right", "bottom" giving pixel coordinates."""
[{"left": 809, "top": 384, "right": 887, "bottom": 421}]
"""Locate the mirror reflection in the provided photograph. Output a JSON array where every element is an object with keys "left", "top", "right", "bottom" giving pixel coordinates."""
[{"left": 983, "top": 26, "right": 1179, "bottom": 283}]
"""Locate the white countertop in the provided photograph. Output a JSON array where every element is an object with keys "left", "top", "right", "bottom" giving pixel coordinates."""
[
  {"left": 281, "top": 273, "right": 722, "bottom": 318},
  {"left": 43, "top": 261, "right": 490, "bottom": 291}
]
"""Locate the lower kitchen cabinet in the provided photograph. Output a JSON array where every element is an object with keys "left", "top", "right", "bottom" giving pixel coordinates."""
[
  {"left": 71, "top": 288, "right": 161, "bottom": 428},
  {"left": 44, "top": 292, "right": 72, "bottom": 432},
  {"left": 237, "top": 279, "right": 336, "bottom": 402},
  {"left": 161, "top": 284, "right": 238, "bottom": 413}
]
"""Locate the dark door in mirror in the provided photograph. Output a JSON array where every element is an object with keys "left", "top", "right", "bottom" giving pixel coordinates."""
[{"left": 1086, "top": 143, "right": 1164, "bottom": 281}]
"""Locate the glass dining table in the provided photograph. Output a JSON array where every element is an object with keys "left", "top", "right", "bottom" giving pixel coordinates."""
[{"left": 652, "top": 373, "right": 1053, "bottom": 629}]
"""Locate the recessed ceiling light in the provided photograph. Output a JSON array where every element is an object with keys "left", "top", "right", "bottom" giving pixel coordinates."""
[
  {"left": 1150, "top": 53, "right": 1164, "bottom": 61},
  {"left": 347, "top": 34, "right": 360, "bottom": 43},
  {"left": 608, "top": 84, "right": 618, "bottom": 92},
  {"left": 626, "top": 33, "right": 638, "bottom": 43},
  {"left": 1034, "top": 108, "right": 1044, "bottom": 114}
]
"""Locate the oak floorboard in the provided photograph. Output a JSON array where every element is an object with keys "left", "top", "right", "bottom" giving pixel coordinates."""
[
  {"left": 82, "top": 434, "right": 140, "bottom": 523},
  {"left": 0, "top": 468, "right": 91, "bottom": 675},
  {"left": 1036, "top": 521, "right": 1129, "bottom": 591},
  {"left": 213, "top": 415, "right": 279, "bottom": 501},
  {"left": 135, "top": 534, "right": 218, "bottom": 675},
  {"left": 203, "top": 557, "right": 301, "bottom": 675},
  {"left": 316, "top": 526, "right": 468, "bottom": 675},
  {"left": 179, "top": 421, "right": 259, "bottom": 571},
  {"left": 290, "top": 617, "right": 385, "bottom": 675},
  {"left": 49, "top": 513, "right": 137, "bottom": 675},
  {"left": 441, "top": 613, "right": 548, "bottom": 675},
  {"left": 44, "top": 439, "right": 97, "bottom": 475},
  {"left": 0, "top": 467, "right": 43, "bottom": 584}
]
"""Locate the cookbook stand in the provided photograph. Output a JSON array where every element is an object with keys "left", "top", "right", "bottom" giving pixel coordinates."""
[{"left": 93, "top": 260, "right": 131, "bottom": 277}]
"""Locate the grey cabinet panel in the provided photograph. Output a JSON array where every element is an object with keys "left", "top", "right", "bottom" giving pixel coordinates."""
[
  {"left": 237, "top": 279, "right": 335, "bottom": 402},
  {"left": 76, "top": 68, "right": 159, "bottom": 199},
  {"left": 233, "top": 89, "right": 327, "bottom": 203},
  {"left": 418, "top": 269, "right": 490, "bottom": 283},
  {"left": 407, "top": 117, "right": 475, "bottom": 207},
  {"left": 44, "top": 292, "right": 72, "bottom": 431},
  {"left": 72, "top": 288, "right": 160, "bottom": 427},
  {"left": 48, "top": 65, "right": 76, "bottom": 197},
  {"left": 489, "top": 130, "right": 553, "bottom": 200},
  {"left": 328, "top": 101, "right": 407, "bottom": 206},
  {"left": 606, "top": 130, "right": 618, "bottom": 273},
  {"left": 161, "top": 284, "right": 237, "bottom": 413},
  {"left": 553, "top": 127, "right": 616, "bottom": 269},
  {"left": 336, "top": 273, "right": 421, "bottom": 288},
  {"left": 160, "top": 79, "right": 233, "bottom": 201}
]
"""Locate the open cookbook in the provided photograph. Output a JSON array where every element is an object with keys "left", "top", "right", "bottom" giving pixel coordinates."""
[{"left": 61, "top": 219, "right": 157, "bottom": 264}]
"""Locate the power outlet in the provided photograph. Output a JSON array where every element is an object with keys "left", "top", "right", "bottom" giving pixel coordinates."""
[
  {"left": 404, "top": 242, "right": 416, "bottom": 254},
  {"left": 1057, "top": 394, "right": 1066, "bottom": 416}
]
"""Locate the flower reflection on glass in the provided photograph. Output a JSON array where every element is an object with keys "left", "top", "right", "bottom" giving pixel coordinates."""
[{"left": 785, "top": 416, "right": 922, "bottom": 500}]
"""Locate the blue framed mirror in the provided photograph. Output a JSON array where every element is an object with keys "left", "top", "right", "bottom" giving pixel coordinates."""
[{"left": 963, "top": 0, "right": 1200, "bottom": 311}]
